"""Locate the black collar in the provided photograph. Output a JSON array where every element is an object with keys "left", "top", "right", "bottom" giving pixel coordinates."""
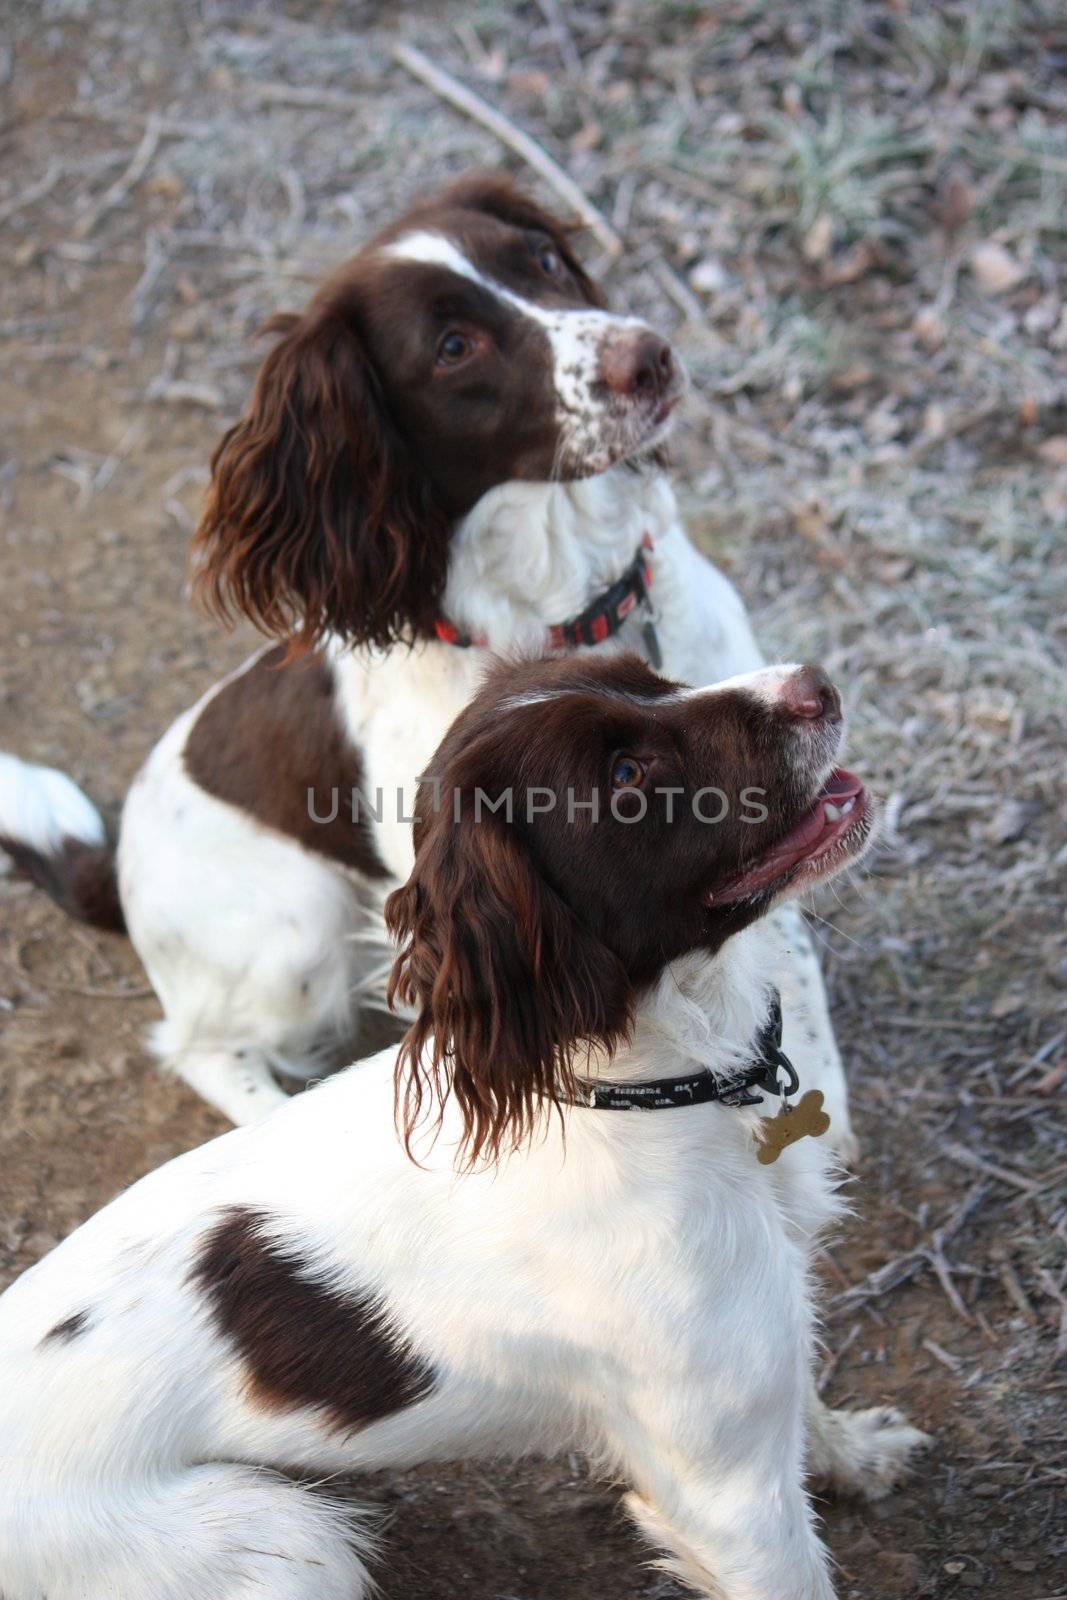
[
  {"left": 565, "top": 992, "right": 800, "bottom": 1112},
  {"left": 434, "top": 534, "right": 662, "bottom": 668}
]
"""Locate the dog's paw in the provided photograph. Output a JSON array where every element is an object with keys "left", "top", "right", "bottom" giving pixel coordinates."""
[{"left": 809, "top": 1404, "right": 930, "bottom": 1501}]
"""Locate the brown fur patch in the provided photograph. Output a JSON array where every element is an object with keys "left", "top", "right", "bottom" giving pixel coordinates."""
[
  {"left": 386, "top": 651, "right": 836, "bottom": 1166},
  {"left": 183, "top": 646, "right": 389, "bottom": 878},
  {"left": 0, "top": 836, "right": 125, "bottom": 933},
  {"left": 192, "top": 1207, "right": 435, "bottom": 1432},
  {"left": 189, "top": 174, "right": 607, "bottom": 652}
]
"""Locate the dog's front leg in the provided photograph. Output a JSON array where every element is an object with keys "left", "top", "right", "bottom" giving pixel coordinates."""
[{"left": 611, "top": 1392, "right": 836, "bottom": 1600}]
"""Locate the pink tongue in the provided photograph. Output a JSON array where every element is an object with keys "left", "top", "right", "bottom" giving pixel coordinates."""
[
  {"left": 710, "top": 768, "right": 864, "bottom": 903},
  {"left": 823, "top": 769, "right": 862, "bottom": 799}
]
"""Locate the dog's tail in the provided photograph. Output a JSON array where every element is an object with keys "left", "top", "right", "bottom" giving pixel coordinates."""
[{"left": 0, "top": 753, "right": 125, "bottom": 933}]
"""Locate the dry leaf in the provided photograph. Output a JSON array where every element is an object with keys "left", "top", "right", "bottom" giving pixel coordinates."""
[
  {"left": 913, "top": 306, "right": 947, "bottom": 349},
  {"left": 864, "top": 400, "right": 903, "bottom": 444},
  {"left": 822, "top": 239, "right": 876, "bottom": 285},
  {"left": 689, "top": 258, "right": 728, "bottom": 295},
  {"left": 571, "top": 122, "right": 602, "bottom": 153},
  {"left": 145, "top": 171, "right": 185, "bottom": 199},
  {"left": 1023, "top": 296, "right": 1059, "bottom": 336},
  {"left": 509, "top": 69, "right": 550, "bottom": 97},
  {"left": 1035, "top": 1060, "right": 1067, "bottom": 1095},
  {"left": 878, "top": 557, "right": 915, "bottom": 582},
  {"left": 922, "top": 404, "right": 946, "bottom": 440},
  {"left": 802, "top": 214, "right": 833, "bottom": 264},
  {"left": 1038, "top": 436, "right": 1067, "bottom": 466},
  {"left": 937, "top": 172, "right": 974, "bottom": 233},
  {"left": 991, "top": 987, "right": 1025, "bottom": 1019},
  {"left": 1041, "top": 482, "right": 1067, "bottom": 518},
  {"left": 970, "top": 241, "right": 1026, "bottom": 295},
  {"left": 830, "top": 362, "right": 872, "bottom": 392},
  {"left": 987, "top": 800, "right": 1026, "bottom": 845}
]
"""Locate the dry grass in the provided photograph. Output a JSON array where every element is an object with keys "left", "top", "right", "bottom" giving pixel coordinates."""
[{"left": 2, "top": 1, "right": 1065, "bottom": 1593}]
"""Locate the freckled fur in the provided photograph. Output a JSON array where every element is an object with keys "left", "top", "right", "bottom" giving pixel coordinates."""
[
  {"left": 0, "top": 176, "right": 854, "bottom": 1152},
  {"left": 0, "top": 657, "right": 924, "bottom": 1600}
]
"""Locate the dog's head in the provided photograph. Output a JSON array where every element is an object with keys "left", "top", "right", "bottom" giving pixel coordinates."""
[
  {"left": 386, "top": 653, "right": 873, "bottom": 1164},
  {"left": 193, "top": 174, "right": 684, "bottom": 651}
]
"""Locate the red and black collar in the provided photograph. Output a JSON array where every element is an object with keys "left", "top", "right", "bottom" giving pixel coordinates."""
[{"left": 435, "top": 533, "right": 662, "bottom": 668}]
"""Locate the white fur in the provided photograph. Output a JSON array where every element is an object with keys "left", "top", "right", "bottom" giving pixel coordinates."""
[
  {"left": 0, "top": 916, "right": 925, "bottom": 1600},
  {"left": 113, "top": 466, "right": 853, "bottom": 1141},
  {"left": 0, "top": 752, "right": 106, "bottom": 870},
  {"left": 0, "top": 464, "right": 853, "bottom": 1142},
  {"left": 0, "top": 240, "right": 852, "bottom": 1141},
  {"left": 120, "top": 668, "right": 384, "bottom": 1123}
]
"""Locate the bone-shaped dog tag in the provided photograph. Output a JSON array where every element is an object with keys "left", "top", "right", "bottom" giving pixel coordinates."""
[{"left": 756, "top": 1089, "right": 831, "bottom": 1165}]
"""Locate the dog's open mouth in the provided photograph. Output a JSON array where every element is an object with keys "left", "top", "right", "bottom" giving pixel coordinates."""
[
  {"left": 606, "top": 396, "right": 679, "bottom": 470},
  {"left": 708, "top": 768, "right": 872, "bottom": 904}
]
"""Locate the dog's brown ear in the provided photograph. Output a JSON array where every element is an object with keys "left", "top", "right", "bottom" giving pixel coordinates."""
[
  {"left": 192, "top": 309, "right": 451, "bottom": 652},
  {"left": 386, "top": 797, "right": 630, "bottom": 1167},
  {"left": 443, "top": 171, "right": 606, "bottom": 308}
]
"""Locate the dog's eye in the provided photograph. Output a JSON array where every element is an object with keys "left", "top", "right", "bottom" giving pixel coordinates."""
[
  {"left": 611, "top": 755, "right": 646, "bottom": 789},
  {"left": 436, "top": 330, "right": 475, "bottom": 368},
  {"left": 536, "top": 245, "right": 561, "bottom": 276}
]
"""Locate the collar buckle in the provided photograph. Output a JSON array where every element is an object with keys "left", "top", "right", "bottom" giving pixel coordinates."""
[
  {"left": 747, "top": 1046, "right": 800, "bottom": 1108},
  {"left": 715, "top": 1072, "right": 768, "bottom": 1109}
]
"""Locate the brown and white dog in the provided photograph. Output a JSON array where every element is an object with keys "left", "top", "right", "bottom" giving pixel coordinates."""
[
  {"left": 0, "top": 174, "right": 854, "bottom": 1145},
  {"left": 0, "top": 654, "right": 924, "bottom": 1600}
]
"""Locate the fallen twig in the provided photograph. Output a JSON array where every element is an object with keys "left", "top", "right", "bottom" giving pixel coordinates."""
[
  {"left": 923, "top": 1337, "right": 963, "bottom": 1373},
  {"left": 942, "top": 1142, "right": 1036, "bottom": 1194},
  {"left": 391, "top": 43, "right": 623, "bottom": 259},
  {"left": 148, "top": 379, "right": 224, "bottom": 411},
  {"left": 994, "top": 1250, "right": 1039, "bottom": 1325},
  {"left": 92, "top": 417, "right": 147, "bottom": 496},
  {"left": 829, "top": 1183, "right": 988, "bottom": 1317},
  {"left": 652, "top": 257, "right": 706, "bottom": 326},
  {"left": 74, "top": 114, "right": 165, "bottom": 241},
  {"left": 129, "top": 227, "right": 170, "bottom": 330},
  {"left": 927, "top": 1239, "right": 973, "bottom": 1323},
  {"left": 0, "top": 161, "right": 63, "bottom": 227},
  {"left": 816, "top": 1321, "right": 860, "bottom": 1392},
  {"left": 1036, "top": 1270, "right": 1067, "bottom": 1361},
  {"left": 243, "top": 82, "right": 377, "bottom": 111}
]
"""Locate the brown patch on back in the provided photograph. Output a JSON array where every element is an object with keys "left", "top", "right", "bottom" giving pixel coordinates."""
[
  {"left": 183, "top": 646, "right": 389, "bottom": 878},
  {"left": 192, "top": 1207, "right": 435, "bottom": 1432}
]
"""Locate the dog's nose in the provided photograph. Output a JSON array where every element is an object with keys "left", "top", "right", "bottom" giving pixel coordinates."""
[
  {"left": 779, "top": 665, "right": 841, "bottom": 724},
  {"left": 599, "top": 331, "right": 675, "bottom": 399}
]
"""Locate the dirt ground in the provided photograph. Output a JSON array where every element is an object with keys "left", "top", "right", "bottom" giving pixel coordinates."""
[{"left": 1, "top": 3, "right": 1065, "bottom": 1597}]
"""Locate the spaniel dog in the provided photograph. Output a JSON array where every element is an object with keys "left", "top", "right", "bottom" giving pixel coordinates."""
[
  {"left": 0, "top": 174, "right": 853, "bottom": 1151},
  {"left": 0, "top": 654, "right": 924, "bottom": 1600}
]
